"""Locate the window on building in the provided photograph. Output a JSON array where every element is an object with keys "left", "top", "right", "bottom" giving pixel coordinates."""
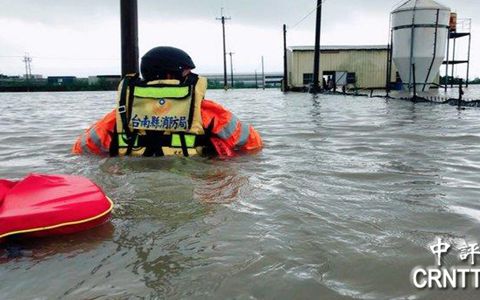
[{"left": 303, "top": 73, "right": 313, "bottom": 85}]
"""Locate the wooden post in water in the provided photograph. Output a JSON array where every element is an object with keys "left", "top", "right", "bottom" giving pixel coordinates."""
[
  {"left": 120, "top": 0, "right": 139, "bottom": 76},
  {"left": 228, "top": 52, "right": 234, "bottom": 88},
  {"left": 459, "top": 78, "right": 464, "bottom": 109},
  {"left": 221, "top": 15, "right": 228, "bottom": 90},
  {"left": 412, "top": 63, "right": 417, "bottom": 100},
  {"left": 386, "top": 28, "right": 393, "bottom": 95},
  {"left": 466, "top": 34, "right": 471, "bottom": 87},
  {"left": 261, "top": 56, "right": 265, "bottom": 90},
  {"left": 216, "top": 9, "right": 231, "bottom": 90},
  {"left": 445, "top": 33, "right": 450, "bottom": 92},
  {"left": 283, "top": 24, "right": 289, "bottom": 92},
  {"left": 311, "top": 0, "right": 322, "bottom": 93}
]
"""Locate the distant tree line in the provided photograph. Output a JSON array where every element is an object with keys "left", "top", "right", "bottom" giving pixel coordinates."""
[
  {"left": 469, "top": 77, "right": 480, "bottom": 84},
  {"left": 0, "top": 76, "right": 119, "bottom": 92},
  {"left": 439, "top": 76, "right": 480, "bottom": 85},
  {"left": 1, "top": 74, "right": 310, "bottom": 91}
]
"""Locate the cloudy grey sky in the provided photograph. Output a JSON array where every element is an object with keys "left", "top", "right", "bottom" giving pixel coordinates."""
[{"left": 0, "top": 0, "right": 478, "bottom": 78}]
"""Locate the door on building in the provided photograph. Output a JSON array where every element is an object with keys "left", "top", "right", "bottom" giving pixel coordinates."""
[{"left": 323, "top": 71, "right": 350, "bottom": 91}]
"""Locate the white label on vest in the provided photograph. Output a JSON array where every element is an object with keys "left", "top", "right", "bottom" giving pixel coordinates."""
[{"left": 130, "top": 96, "right": 191, "bottom": 132}]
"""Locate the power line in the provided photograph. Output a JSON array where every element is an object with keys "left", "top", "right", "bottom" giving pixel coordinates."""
[
  {"left": 34, "top": 56, "right": 119, "bottom": 61},
  {"left": 290, "top": 0, "right": 326, "bottom": 30}
]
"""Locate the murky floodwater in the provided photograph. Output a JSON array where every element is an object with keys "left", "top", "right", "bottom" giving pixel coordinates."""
[{"left": 1, "top": 88, "right": 480, "bottom": 299}]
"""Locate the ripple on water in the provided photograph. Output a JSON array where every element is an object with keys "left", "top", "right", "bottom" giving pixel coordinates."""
[{"left": 1, "top": 89, "right": 480, "bottom": 299}]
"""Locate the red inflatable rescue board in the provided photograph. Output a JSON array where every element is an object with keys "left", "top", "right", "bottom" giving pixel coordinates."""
[{"left": 0, "top": 174, "right": 113, "bottom": 242}]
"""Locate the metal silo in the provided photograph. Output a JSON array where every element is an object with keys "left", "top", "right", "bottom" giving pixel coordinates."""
[{"left": 391, "top": 0, "right": 450, "bottom": 93}]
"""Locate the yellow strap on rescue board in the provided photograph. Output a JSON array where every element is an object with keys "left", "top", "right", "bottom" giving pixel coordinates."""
[{"left": 0, "top": 197, "right": 114, "bottom": 239}]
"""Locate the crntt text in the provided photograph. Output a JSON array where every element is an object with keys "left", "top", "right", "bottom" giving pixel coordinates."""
[{"left": 411, "top": 267, "right": 480, "bottom": 289}]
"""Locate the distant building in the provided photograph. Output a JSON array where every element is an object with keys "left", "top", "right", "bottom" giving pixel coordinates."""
[
  {"left": 287, "top": 45, "right": 398, "bottom": 89},
  {"left": 23, "top": 74, "right": 43, "bottom": 79},
  {"left": 47, "top": 76, "right": 76, "bottom": 86}
]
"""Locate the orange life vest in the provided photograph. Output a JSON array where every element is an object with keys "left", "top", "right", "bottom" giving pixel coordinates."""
[
  {"left": 72, "top": 110, "right": 115, "bottom": 156},
  {"left": 112, "top": 73, "right": 207, "bottom": 157},
  {"left": 200, "top": 100, "right": 263, "bottom": 155},
  {"left": 72, "top": 80, "right": 263, "bottom": 157}
]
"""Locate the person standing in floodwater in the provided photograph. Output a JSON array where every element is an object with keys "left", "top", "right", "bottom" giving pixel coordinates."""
[
  {"left": 72, "top": 46, "right": 263, "bottom": 157},
  {"left": 327, "top": 76, "right": 334, "bottom": 91}
]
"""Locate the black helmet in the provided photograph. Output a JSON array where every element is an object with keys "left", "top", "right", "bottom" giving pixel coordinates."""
[{"left": 140, "top": 46, "right": 196, "bottom": 81}]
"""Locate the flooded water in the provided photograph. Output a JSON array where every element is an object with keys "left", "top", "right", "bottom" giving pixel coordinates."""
[{"left": 1, "top": 88, "right": 480, "bottom": 299}]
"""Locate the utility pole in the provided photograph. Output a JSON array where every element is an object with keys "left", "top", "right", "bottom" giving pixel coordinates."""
[
  {"left": 445, "top": 33, "right": 450, "bottom": 92},
  {"left": 228, "top": 52, "right": 234, "bottom": 88},
  {"left": 283, "top": 24, "right": 289, "bottom": 92},
  {"left": 120, "top": 0, "right": 139, "bottom": 76},
  {"left": 386, "top": 27, "right": 394, "bottom": 94},
  {"left": 22, "top": 53, "right": 32, "bottom": 80},
  {"left": 216, "top": 8, "right": 231, "bottom": 90},
  {"left": 311, "top": 0, "right": 323, "bottom": 93},
  {"left": 261, "top": 56, "right": 265, "bottom": 90},
  {"left": 255, "top": 70, "right": 258, "bottom": 89},
  {"left": 22, "top": 53, "right": 32, "bottom": 91},
  {"left": 466, "top": 33, "right": 471, "bottom": 87}
]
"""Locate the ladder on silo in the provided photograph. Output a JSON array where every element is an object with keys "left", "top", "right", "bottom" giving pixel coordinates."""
[{"left": 443, "top": 18, "right": 472, "bottom": 91}]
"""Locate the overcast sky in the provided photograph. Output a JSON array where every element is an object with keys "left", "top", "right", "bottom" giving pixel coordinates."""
[{"left": 0, "top": 0, "right": 478, "bottom": 78}]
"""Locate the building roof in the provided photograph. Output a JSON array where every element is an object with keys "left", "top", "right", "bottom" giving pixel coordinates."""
[
  {"left": 392, "top": 0, "right": 450, "bottom": 13},
  {"left": 289, "top": 45, "right": 389, "bottom": 51}
]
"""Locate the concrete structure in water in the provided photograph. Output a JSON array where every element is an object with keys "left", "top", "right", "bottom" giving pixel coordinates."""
[{"left": 287, "top": 45, "right": 398, "bottom": 90}]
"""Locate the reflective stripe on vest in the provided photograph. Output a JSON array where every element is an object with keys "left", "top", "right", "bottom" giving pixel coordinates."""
[
  {"left": 217, "top": 114, "right": 238, "bottom": 140},
  {"left": 118, "top": 133, "right": 139, "bottom": 148},
  {"left": 134, "top": 86, "right": 190, "bottom": 99},
  {"left": 216, "top": 113, "right": 250, "bottom": 149},
  {"left": 171, "top": 134, "right": 196, "bottom": 148},
  {"left": 80, "top": 127, "right": 109, "bottom": 154},
  {"left": 89, "top": 128, "right": 109, "bottom": 153},
  {"left": 236, "top": 123, "right": 250, "bottom": 148}
]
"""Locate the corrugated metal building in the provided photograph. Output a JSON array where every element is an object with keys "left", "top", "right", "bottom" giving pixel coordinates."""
[{"left": 287, "top": 45, "right": 397, "bottom": 89}]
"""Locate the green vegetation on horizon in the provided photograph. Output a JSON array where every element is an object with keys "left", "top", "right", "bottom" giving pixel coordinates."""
[
  {"left": 0, "top": 77, "right": 117, "bottom": 92},
  {"left": 0, "top": 75, "right": 277, "bottom": 92}
]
